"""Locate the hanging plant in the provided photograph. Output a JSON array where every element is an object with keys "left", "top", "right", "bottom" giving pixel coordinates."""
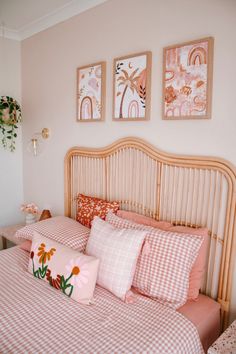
[{"left": 0, "top": 96, "right": 22, "bottom": 152}]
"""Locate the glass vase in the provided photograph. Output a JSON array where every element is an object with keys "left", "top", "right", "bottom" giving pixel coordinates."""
[{"left": 25, "top": 213, "right": 36, "bottom": 225}]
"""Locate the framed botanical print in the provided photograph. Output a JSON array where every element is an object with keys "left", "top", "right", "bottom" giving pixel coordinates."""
[
  {"left": 77, "top": 61, "right": 106, "bottom": 122},
  {"left": 162, "top": 37, "right": 214, "bottom": 120},
  {"left": 113, "top": 51, "right": 152, "bottom": 121}
]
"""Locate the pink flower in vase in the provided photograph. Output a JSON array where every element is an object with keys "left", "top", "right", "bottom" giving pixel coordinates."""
[{"left": 21, "top": 203, "right": 39, "bottom": 224}]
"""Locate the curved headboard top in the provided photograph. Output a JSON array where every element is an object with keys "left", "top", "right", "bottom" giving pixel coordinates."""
[
  {"left": 65, "top": 136, "right": 236, "bottom": 178},
  {"left": 65, "top": 137, "right": 236, "bottom": 328}
]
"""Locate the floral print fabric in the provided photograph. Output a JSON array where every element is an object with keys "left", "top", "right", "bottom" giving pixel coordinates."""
[
  {"left": 76, "top": 194, "right": 119, "bottom": 228},
  {"left": 28, "top": 231, "right": 99, "bottom": 304}
]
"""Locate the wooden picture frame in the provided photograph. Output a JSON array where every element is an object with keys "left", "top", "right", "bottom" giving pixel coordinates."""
[
  {"left": 162, "top": 37, "right": 214, "bottom": 120},
  {"left": 76, "top": 61, "right": 106, "bottom": 122},
  {"left": 113, "top": 51, "right": 152, "bottom": 121}
]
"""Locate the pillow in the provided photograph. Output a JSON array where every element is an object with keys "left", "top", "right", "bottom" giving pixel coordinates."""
[
  {"left": 167, "top": 225, "right": 209, "bottom": 300},
  {"left": 86, "top": 217, "right": 147, "bottom": 301},
  {"left": 15, "top": 216, "right": 90, "bottom": 252},
  {"left": 116, "top": 210, "right": 209, "bottom": 300},
  {"left": 117, "top": 210, "right": 171, "bottom": 229},
  {"left": 76, "top": 194, "right": 119, "bottom": 228},
  {"left": 29, "top": 232, "right": 99, "bottom": 305},
  {"left": 106, "top": 212, "right": 203, "bottom": 309},
  {"left": 20, "top": 240, "right": 32, "bottom": 252}
]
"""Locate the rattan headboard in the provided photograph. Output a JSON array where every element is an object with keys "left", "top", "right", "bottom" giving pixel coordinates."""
[{"left": 64, "top": 137, "right": 236, "bottom": 328}]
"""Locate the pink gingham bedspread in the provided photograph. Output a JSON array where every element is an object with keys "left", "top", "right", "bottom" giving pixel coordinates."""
[{"left": 0, "top": 247, "right": 204, "bottom": 354}]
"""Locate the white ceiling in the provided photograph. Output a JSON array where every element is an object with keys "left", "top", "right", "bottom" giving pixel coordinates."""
[{"left": 0, "top": 0, "right": 109, "bottom": 40}]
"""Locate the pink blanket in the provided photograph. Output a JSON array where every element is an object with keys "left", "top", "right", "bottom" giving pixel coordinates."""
[{"left": 0, "top": 247, "right": 204, "bottom": 353}]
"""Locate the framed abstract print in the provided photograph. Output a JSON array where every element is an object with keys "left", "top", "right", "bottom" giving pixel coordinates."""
[
  {"left": 162, "top": 37, "right": 214, "bottom": 120},
  {"left": 113, "top": 51, "right": 152, "bottom": 121},
  {"left": 77, "top": 61, "right": 106, "bottom": 122}
]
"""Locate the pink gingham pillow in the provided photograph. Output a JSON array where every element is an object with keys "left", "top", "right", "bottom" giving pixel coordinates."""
[
  {"left": 106, "top": 212, "right": 203, "bottom": 309},
  {"left": 116, "top": 210, "right": 209, "bottom": 300},
  {"left": 29, "top": 232, "right": 99, "bottom": 305},
  {"left": 15, "top": 216, "right": 90, "bottom": 252},
  {"left": 86, "top": 217, "right": 147, "bottom": 301},
  {"left": 117, "top": 210, "right": 172, "bottom": 229}
]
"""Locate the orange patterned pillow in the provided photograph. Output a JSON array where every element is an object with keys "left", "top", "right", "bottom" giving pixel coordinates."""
[{"left": 76, "top": 194, "right": 119, "bottom": 228}]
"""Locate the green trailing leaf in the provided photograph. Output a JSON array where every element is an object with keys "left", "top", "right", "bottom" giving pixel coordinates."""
[{"left": 0, "top": 96, "right": 22, "bottom": 152}]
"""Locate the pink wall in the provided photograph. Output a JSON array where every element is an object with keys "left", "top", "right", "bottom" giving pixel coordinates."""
[
  {"left": 22, "top": 0, "right": 236, "bottom": 212},
  {"left": 21, "top": 0, "right": 236, "bottom": 317},
  {"left": 0, "top": 38, "right": 23, "bottom": 234}
]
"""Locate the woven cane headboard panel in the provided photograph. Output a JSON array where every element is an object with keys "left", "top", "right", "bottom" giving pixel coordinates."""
[{"left": 65, "top": 137, "right": 236, "bottom": 327}]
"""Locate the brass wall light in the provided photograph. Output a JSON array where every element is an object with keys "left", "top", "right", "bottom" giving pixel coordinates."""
[{"left": 28, "top": 128, "right": 50, "bottom": 156}]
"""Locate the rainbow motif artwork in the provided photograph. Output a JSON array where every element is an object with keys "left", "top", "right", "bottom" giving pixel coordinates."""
[
  {"left": 113, "top": 52, "right": 151, "bottom": 121},
  {"left": 77, "top": 62, "right": 106, "bottom": 122},
  {"left": 163, "top": 38, "right": 213, "bottom": 119}
]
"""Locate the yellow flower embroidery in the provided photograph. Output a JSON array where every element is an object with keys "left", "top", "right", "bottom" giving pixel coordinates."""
[{"left": 37, "top": 243, "right": 56, "bottom": 264}]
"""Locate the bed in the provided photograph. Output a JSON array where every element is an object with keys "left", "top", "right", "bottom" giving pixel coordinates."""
[{"left": 1, "top": 137, "right": 236, "bottom": 353}]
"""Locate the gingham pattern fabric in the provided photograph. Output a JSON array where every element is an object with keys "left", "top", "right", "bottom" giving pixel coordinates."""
[
  {"left": 15, "top": 216, "right": 90, "bottom": 252},
  {"left": 0, "top": 247, "right": 204, "bottom": 354},
  {"left": 106, "top": 212, "right": 203, "bottom": 309},
  {"left": 86, "top": 217, "right": 147, "bottom": 300}
]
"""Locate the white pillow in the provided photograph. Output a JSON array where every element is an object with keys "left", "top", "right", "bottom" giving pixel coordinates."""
[{"left": 86, "top": 217, "right": 147, "bottom": 301}]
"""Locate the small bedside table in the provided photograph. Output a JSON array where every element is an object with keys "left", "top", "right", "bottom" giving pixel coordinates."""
[
  {"left": 208, "top": 320, "right": 236, "bottom": 354},
  {"left": 0, "top": 224, "right": 24, "bottom": 249}
]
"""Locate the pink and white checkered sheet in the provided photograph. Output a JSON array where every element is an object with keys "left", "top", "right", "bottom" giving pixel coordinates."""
[
  {"left": 15, "top": 216, "right": 91, "bottom": 252},
  {"left": 0, "top": 247, "right": 204, "bottom": 354}
]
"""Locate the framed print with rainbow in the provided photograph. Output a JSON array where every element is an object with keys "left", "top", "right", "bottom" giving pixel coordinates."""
[
  {"left": 162, "top": 37, "right": 214, "bottom": 120},
  {"left": 113, "top": 51, "right": 151, "bottom": 121},
  {"left": 77, "top": 61, "right": 106, "bottom": 122}
]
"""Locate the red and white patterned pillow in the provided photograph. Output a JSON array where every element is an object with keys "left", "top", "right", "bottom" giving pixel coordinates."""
[
  {"left": 15, "top": 216, "right": 90, "bottom": 252},
  {"left": 106, "top": 212, "right": 203, "bottom": 309},
  {"left": 76, "top": 194, "right": 119, "bottom": 228},
  {"left": 86, "top": 217, "right": 147, "bottom": 301}
]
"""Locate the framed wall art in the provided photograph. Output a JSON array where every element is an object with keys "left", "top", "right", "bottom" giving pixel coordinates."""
[
  {"left": 162, "top": 37, "right": 214, "bottom": 120},
  {"left": 77, "top": 61, "right": 106, "bottom": 122},
  {"left": 113, "top": 51, "right": 152, "bottom": 121}
]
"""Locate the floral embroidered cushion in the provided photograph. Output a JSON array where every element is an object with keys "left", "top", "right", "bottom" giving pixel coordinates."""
[
  {"left": 76, "top": 194, "right": 119, "bottom": 228},
  {"left": 106, "top": 212, "right": 203, "bottom": 309},
  {"left": 86, "top": 217, "right": 147, "bottom": 301},
  {"left": 15, "top": 216, "right": 90, "bottom": 252},
  {"left": 29, "top": 232, "right": 99, "bottom": 305}
]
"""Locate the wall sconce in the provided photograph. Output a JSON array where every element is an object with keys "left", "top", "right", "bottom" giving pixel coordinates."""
[{"left": 28, "top": 128, "right": 50, "bottom": 156}]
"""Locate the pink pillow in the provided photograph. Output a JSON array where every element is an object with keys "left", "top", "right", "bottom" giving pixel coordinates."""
[
  {"left": 20, "top": 240, "right": 32, "bottom": 252},
  {"left": 86, "top": 217, "right": 147, "bottom": 302},
  {"left": 29, "top": 232, "right": 99, "bottom": 305},
  {"left": 168, "top": 225, "right": 209, "bottom": 300},
  {"left": 116, "top": 210, "right": 209, "bottom": 300},
  {"left": 15, "top": 216, "right": 90, "bottom": 252},
  {"left": 117, "top": 210, "right": 171, "bottom": 229},
  {"left": 106, "top": 212, "right": 203, "bottom": 309}
]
